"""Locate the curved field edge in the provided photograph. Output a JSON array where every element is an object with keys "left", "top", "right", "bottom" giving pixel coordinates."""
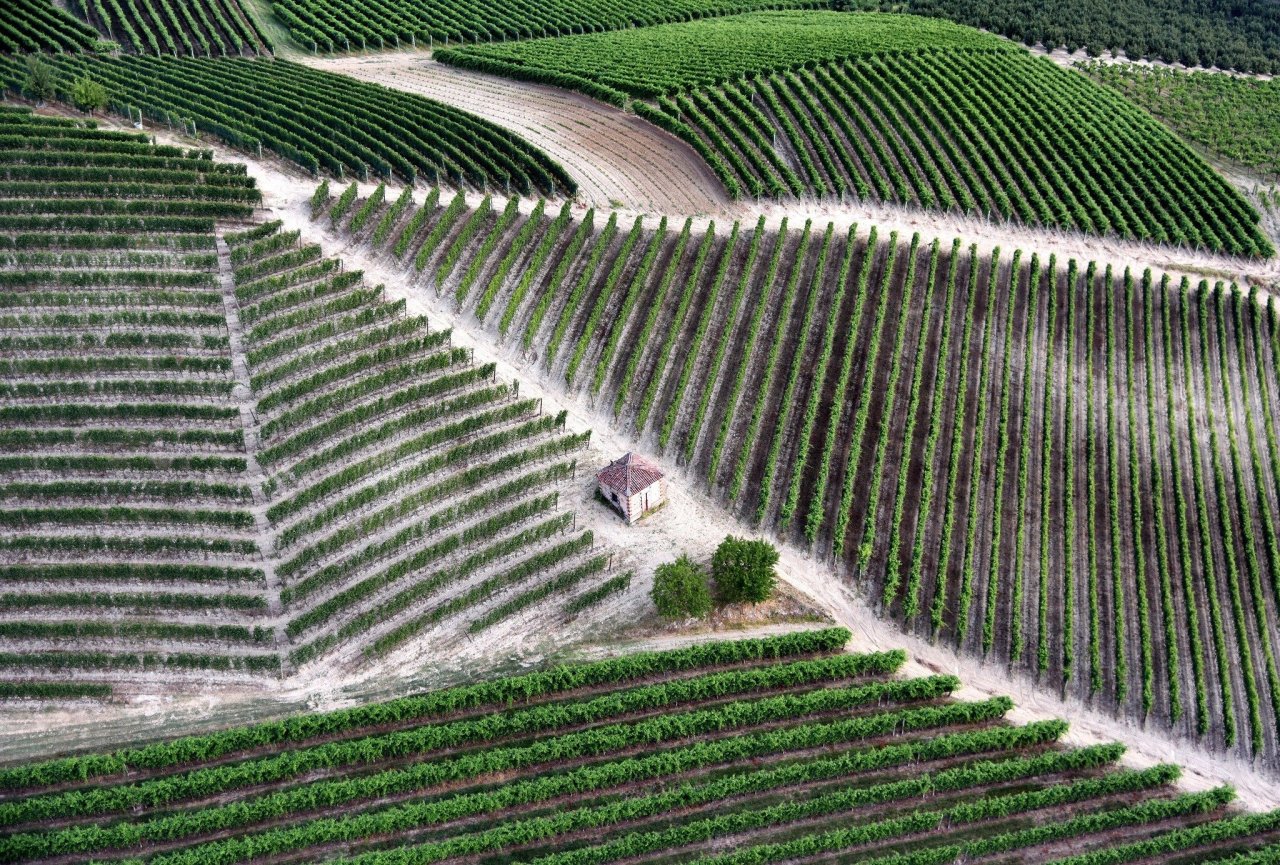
[
  {"left": 0, "top": 54, "right": 576, "bottom": 196},
  {"left": 299, "top": 55, "right": 731, "bottom": 214},
  {"left": 262, "top": 0, "right": 827, "bottom": 52},
  {"left": 437, "top": 11, "right": 1271, "bottom": 257}
]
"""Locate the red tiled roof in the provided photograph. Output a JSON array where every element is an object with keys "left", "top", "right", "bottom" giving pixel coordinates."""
[{"left": 597, "top": 452, "right": 664, "bottom": 496}]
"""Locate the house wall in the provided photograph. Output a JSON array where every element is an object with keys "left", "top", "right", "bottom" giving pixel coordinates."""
[
  {"left": 599, "top": 480, "right": 627, "bottom": 519},
  {"left": 598, "top": 478, "right": 663, "bottom": 523},
  {"left": 625, "top": 480, "right": 662, "bottom": 523}
]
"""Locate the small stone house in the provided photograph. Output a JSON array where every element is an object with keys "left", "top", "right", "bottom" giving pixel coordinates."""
[{"left": 597, "top": 452, "right": 665, "bottom": 524}]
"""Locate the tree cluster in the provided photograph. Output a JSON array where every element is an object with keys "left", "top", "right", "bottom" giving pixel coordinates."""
[{"left": 651, "top": 536, "right": 779, "bottom": 619}]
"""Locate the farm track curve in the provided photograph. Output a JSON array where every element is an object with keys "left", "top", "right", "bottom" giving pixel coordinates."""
[
  {"left": 306, "top": 52, "right": 1280, "bottom": 293},
  {"left": 302, "top": 53, "right": 732, "bottom": 215}
]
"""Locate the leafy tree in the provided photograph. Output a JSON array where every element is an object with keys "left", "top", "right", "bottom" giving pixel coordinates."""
[
  {"left": 23, "top": 56, "right": 56, "bottom": 105},
  {"left": 70, "top": 76, "right": 108, "bottom": 115},
  {"left": 651, "top": 555, "right": 712, "bottom": 619},
  {"left": 712, "top": 536, "right": 779, "bottom": 603}
]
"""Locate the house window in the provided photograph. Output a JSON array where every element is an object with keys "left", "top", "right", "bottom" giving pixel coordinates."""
[{"left": 610, "top": 492, "right": 619, "bottom": 504}]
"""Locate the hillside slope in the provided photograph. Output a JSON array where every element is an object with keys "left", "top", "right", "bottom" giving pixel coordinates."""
[
  {"left": 0, "top": 55, "right": 575, "bottom": 196},
  {"left": 1, "top": 629, "right": 1279, "bottom": 865},
  {"left": 0, "top": 108, "right": 628, "bottom": 698},
  {"left": 440, "top": 11, "right": 1272, "bottom": 256},
  {"left": 321, "top": 183, "right": 1280, "bottom": 768}
]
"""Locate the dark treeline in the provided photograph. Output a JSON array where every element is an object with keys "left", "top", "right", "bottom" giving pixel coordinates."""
[{"left": 900, "top": 0, "right": 1280, "bottom": 73}]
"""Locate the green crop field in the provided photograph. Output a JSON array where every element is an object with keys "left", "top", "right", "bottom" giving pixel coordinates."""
[
  {"left": 0, "top": 107, "right": 624, "bottom": 696},
  {"left": 67, "top": 0, "right": 273, "bottom": 56},
  {"left": 3, "top": 0, "right": 1280, "bottom": 832},
  {"left": 441, "top": 12, "right": 1271, "bottom": 256},
  {"left": 1, "top": 629, "right": 1280, "bottom": 865},
  {"left": 4, "top": 1, "right": 102, "bottom": 53},
  {"left": 326, "top": 178, "right": 1280, "bottom": 765},
  {"left": 268, "top": 0, "right": 827, "bottom": 51},
  {"left": 1081, "top": 62, "right": 1280, "bottom": 177},
  {"left": 0, "top": 108, "right": 272, "bottom": 694},
  {"left": 443, "top": 12, "right": 1001, "bottom": 96},
  {"left": 0, "top": 55, "right": 573, "bottom": 194}
]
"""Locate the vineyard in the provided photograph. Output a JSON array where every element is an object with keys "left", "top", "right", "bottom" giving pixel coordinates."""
[
  {"left": 4, "top": 1, "right": 102, "bottom": 53},
  {"left": 230, "top": 216, "right": 619, "bottom": 670},
  {"left": 66, "top": 0, "right": 273, "bottom": 57},
  {"left": 7, "top": 0, "right": 1280, "bottom": 828},
  {"left": 326, "top": 182, "right": 1280, "bottom": 766},
  {"left": 439, "top": 12, "right": 1001, "bottom": 96},
  {"left": 0, "top": 55, "right": 573, "bottom": 196},
  {"left": 440, "top": 11, "right": 1271, "bottom": 256},
  {"left": 268, "top": 0, "right": 826, "bottom": 51},
  {"left": 0, "top": 108, "right": 272, "bottom": 696},
  {"left": 1, "top": 628, "right": 1279, "bottom": 865},
  {"left": 1080, "top": 62, "right": 1280, "bottom": 177},
  {"left": 0, "top": 107, "right": 626, "bottom": 698}
]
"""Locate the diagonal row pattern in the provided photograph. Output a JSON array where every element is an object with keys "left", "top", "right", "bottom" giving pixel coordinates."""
[
  {"left": 0, "top": 108, "right": 625, "bottom": 698},
  {"left": 1, "top": 629, "right": 1278, "bottom": 865}
]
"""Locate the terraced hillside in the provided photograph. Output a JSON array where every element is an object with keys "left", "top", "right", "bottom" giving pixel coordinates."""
[
  {"left": 325, "top": 185, "right": 1280, "bottom": 766},
  {"left": 231, "top": 219, "right": 619, "bottom": 669},
  {"left": 0, "top": 108, "right": 625, "bottom": 699},
  {"left": 1, "top": 628, "right": 1279, "bottom": 865},
  {"left": 439, "top": 11, "right": 1272, "bottom": 256},
  {"left": 267, "top": 0, "right": 826, "bottom": 51},
  {"left": 0, "top": 108, "right": 274, "bottom": 697},
  {"left": 0, "top": 55, "right": 574, "bottom": 196},
  {"left": 67, "top": 0, "right": 272, "bottom": 57},
  {"left": 5, "top": 1, "right": 101, "bottom": 53}
]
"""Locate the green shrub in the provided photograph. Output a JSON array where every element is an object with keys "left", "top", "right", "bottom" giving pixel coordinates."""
[
  {"left": 309, "top": 179, "right": 330, "bottom": 218},
  {"left": 22, "top": 56, "right": 56, "bottom": 104},
  {"left": 69, "top": 76, "right": 108, "bottom": 114},
  {"left": 330, "top": 181, "right": 359, "bottom": 225},
  {"left": 712, "top": 536, "right": 778, "bottom": 603},
  {"left": 651, "top": 555, "right": 711, "bottom": 619}
]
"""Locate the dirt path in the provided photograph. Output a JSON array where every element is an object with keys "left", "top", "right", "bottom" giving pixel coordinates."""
[
  {"left": 302, "top": 52, "right": 731, "bottom": 216},
  {"left": 215, "top": 235, "right": 282, "bottom": 621},
  {"left": 2, "top": 111, "right": 1279, "bottom": 812},
  {"left": 1032, "top": 45, "right": 1275, "bottom": 82},
  {"left": 252, "top": 166, "right": 1280, "bottom": 812},
  {"left": 302, "top": 53, "right": 1279, "bottom": 292}
]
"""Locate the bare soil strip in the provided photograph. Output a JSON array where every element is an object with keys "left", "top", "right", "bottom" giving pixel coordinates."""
[
  {"left": 302, "top": 53, "right": 731, "bottom": 216},
  {"left": 216, "top": 235, "right": 281, "bottom": 621}
]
